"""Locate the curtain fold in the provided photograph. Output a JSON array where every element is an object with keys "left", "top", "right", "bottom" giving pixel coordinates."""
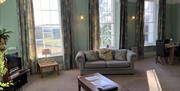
[
  {"left": 158, "top": 0, "right": 166, "bottom": 40},
  {"left": 61, "top": 0, "right": 75, "bottom": 69},
  {"left": 119, "top": 0, "right": 127, "bottom": 49},
  {"left": 17, "top": 0, "right": 37, "bottom": 73},
  {"left": 89, "top": 0, "right": 100, "bottom": 50},
  {"left": 135, "top": 0, "right": 145, "bottom": 58}
]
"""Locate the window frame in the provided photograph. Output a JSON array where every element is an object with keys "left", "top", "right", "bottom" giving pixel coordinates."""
[
  {"left": 33, "top": 0, "right": 63, "bottom": 58},
  {"left": 144, "top": 0, "right": 159, "bottom": 46},
  {"left": 99, "top": 0, "right": 115, "bottom": 48}
]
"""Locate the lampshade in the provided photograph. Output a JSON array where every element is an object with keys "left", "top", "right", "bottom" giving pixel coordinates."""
[
  {"left": 42, "top": 48, "right": 51, "bottom": 55},
  {"left": 0, "top": 0, "right": 6, "bottom": 5}
]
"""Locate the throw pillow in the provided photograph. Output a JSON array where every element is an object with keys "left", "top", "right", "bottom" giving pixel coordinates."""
[
  {"left": 84, "top": 50, "right": 99, "bottom": 61},
  {"left": 114, "top": 50, "right": 127, "bottom": 61},
  {"left": 98, "top": 48, "right": 113, "bottom": 60}
]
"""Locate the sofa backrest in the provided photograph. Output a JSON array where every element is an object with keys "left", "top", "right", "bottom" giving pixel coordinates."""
[{"left": 83, "top": 48, "right": 128, "bottom": 61}]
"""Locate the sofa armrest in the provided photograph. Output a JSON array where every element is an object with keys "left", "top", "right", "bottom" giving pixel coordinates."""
[
  {"left": 75, "top": 51, "right": 85, "bottom": 69},
  {"left": 127, "top": 50, "right": 136, "bottom": 64}
]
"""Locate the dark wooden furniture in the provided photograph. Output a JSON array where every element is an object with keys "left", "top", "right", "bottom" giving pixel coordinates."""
[
  {"left": 175, "top": 44, "right": 180, "bottom": 61},
  {"left": 3, "top": 55, "right": 28, "bottom": 91},
  {"left": 156, "top": 40, "right": 169, "bottom": 64},
  {"left": 156, "top": 39, "right": 179, "bottom": 64},
  {"left": 7, "top": 69, "right": 28, "bottom": 91},
  {"left": 78, "top": 73, "right": 128, "bottom": 91},
  {"left": 38, "top": 60, "right": 60, "bottom": 78}
]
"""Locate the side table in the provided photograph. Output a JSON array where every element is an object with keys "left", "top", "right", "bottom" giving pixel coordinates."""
[{"left": 38, "top": 60, "right": 60, "bottom": 78}]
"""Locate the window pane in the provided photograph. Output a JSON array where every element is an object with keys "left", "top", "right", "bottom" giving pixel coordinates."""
[
  {"left": 33, "top": 0, "right": 41, "bottom": 10},
  {"left": 40, "top": 0, "right": 50, "bottom": 10},
  {"left": 50, "top": 0, "right": 59, "bottom": 10},
  {"left": 35, "top": 27, "right": 43, "bottom": 39},
  {"left": 50, "top": 11, "right": 60, "bottom": 24},
  {"left": 41, "top": 11, "right": 51, "bottom": 25},
  {"left": 34, "top": 11, "right": 42, "bottom": 26}
]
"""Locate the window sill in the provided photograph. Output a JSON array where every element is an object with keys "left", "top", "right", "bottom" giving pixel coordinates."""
[
  {"left": 144, "top": 44, "right": 156, "bottom": 47},
  {"left": 37, "top": 54, "right": 63, "bottom": 59}
]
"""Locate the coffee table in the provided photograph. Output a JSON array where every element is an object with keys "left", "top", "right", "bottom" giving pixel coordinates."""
[
  {"left": 38, "top": 60, "right": 60, "bottom": 78},
  {"left": 78, "top": 73, "right": 128, "bottom": 91}
]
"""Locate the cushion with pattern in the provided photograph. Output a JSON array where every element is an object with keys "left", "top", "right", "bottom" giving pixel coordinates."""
[
  {"left": 98, "top": 48, "right": 113, "bottom": 60},
  {"left": 84, "top": 50, "right": 99, "bottom": 61},
  {"left": 114, "top": 50, "right": 127, "bottom": 61}
]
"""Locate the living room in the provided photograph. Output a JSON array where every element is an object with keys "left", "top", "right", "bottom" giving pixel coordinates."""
[{"left": 0, "top": 0, "right": 180, "bottom": 91}]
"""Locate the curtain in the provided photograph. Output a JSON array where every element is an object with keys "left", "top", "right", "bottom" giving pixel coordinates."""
[
  {"left": 17, "top": 0, "right": 37, "bottom": 73},
  {"left": 61, "top": 0, "right": 75, "bottom": 69},
  {"left": 119, "top": 0, "right": 127, "bottom": 49},
  {"left": 158, "top": 0, "right": 166, "bottom": 40},
  {"left": 135, "top": 0, "right": 145, "bottom": 58},
  {"left": 89, "top": 0, "right": 100, "bottom": 50}
]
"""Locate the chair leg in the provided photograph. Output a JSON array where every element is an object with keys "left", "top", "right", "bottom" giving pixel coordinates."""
[
  {"left": 155, "top": 56, "right": 158, "bottom": 64},
  {"left": 157, "top": 56, "right": 161, "bottom": 64},
  {"left": 157, "top": 56, "right": 166, "bottom": 64}
]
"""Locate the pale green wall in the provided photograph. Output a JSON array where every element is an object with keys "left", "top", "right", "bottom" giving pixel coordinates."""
[
  {"left": 0, "top": 0, "right": 179, "bottom": 55},
  {"left": 114, "top": 0, "right": 120, "bottom": 49},
  {"left": 127, "top": 2, "right": 136, "bottom": 48},
  {"left": 73, "top": 0, "right": 89, "bottom": 54},
  {"left": 0, "top": 0, "right": 20, "bottom": 52},
  {"left": 165, "top": 4, "right": 180, "bottom": 42},
  {"left": 174, "top": 4, "right": 180, "bottom": 42}
]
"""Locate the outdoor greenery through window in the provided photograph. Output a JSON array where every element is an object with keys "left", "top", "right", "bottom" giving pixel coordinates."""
[
  {"left": 33, "top": 0, "right": 63, "bottom": 58},
  {"left": 144, "top": 0, "right": 159, "bottom": 46},
  {"left": 99, "top": 0, "right": 115, "bottom": 48}
]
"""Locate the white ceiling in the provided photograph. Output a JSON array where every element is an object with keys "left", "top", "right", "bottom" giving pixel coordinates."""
[{"left": 128, "top": 0, "right": 180, "bottom": 4}]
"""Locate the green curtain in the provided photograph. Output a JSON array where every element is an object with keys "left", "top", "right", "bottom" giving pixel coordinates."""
[
  {"left": 61, "top": 0, "right": 75, "bottom": 69},
  {"left": 158, "top": 0, "right": 166, "bottom": 40},
  {"left": 17, "top": 0, "right": 37, "bottom": 73},
  {"left": 135, "top": 0, "right": 145, "bottom": 58},
  {"left": 89, "top": 0, "right": 100, "bottom": 50},
  {"left": 119, "top": 0, "right": 127, "bottom": 49}
]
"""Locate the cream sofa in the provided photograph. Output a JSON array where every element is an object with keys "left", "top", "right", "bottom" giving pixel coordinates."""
[{"left": 75, "top": 49, "right": 136, "bottom": 75}]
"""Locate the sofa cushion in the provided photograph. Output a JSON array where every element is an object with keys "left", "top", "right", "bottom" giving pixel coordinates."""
[
  {"left": 114, "top": 50, "right": 127, "bottom": 61},
  {"left": 85, "top": 60, "right": 106, "bottom": 68},
  {"left": 84, "top": 51, "right": 99, "bottom": 61},
  {"left": 98, "top": 48, "right": 113, "bottom": 60},
  {"left": 106, "top": 61, "right": 130, "bottom": 68}
]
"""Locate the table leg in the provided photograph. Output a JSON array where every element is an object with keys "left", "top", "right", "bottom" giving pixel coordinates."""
[
  {"left": 78, "top": 82, "right": 81, "bottom": 91},
  {"left": 40, "top": 68, "right": 43, "bottom": 78},
  {"left": 168, "top": 47, "right": 175, "bottom": 64},
  {"left": 56, "top": 65, "right": 60, "bottom": 75},
  {"left": 53, "top": 66, "right": 56, "bottom": 71},
  {"left": 37, "top": 64, "right": 39, "bottom": 73}
]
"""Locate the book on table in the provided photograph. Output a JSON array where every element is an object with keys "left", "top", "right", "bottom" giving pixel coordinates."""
[{"left": 85, "top": 76, "right": 118, "bottom": 91}]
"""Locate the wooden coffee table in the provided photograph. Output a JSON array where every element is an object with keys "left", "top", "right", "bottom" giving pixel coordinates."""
[
  {"left": 78, "top": 73, "right": 128, "bottom": 91},
  {"left": 38, "top": 60, "right": 60, "bottom": 78}
]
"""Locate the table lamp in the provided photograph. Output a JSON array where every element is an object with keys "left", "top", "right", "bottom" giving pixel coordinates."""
[{"left": 42, "top": 48, "right": 51, "bottom": 61}]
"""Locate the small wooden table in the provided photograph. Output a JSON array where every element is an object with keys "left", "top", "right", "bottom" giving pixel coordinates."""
[
  {"left": 38, "top": 60, "right": 60, "bottom": 78},
  {"left": 78, "top": 73, "right": 128, "bottom": 91}
]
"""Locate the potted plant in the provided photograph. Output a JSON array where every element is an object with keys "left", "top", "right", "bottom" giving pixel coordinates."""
[
  {"left": 0, "top": 28, "right": 13, "bottom": 90},
  {"left": 0, "top": 51, "right": 13, "bottom": 90}
]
